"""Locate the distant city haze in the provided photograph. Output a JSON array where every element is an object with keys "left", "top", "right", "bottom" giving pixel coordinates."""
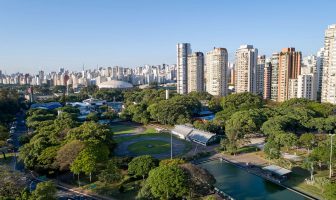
[{"left": 0, "top": 0, "right": 335, "bottom": 73}]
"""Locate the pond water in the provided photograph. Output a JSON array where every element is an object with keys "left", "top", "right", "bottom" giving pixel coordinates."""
[{"left": 200, "top": 160, "right": 310, "bottom": 200}]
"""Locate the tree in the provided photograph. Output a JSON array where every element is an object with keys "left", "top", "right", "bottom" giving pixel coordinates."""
[
  {"left": 66, "top": 121, "right": 115, "bottom": 148},
  {"left": 224, "top": 109, "right": 266, "bottom": 154},
  {"left": 276, "top": 132, "right": 297, "bottom": 151},
  {"left": 37, "top": 146, "right": 60, "bottom": 170},
  {"left": 145, "top": 165, "right": 189, "bottom": 199},
  {"left": 102, "top": 111, "right": 118, "bottom": 121},
  {"left": 98, "top": 159, "right": 122, "bottom": 183},
  {"left": 180, "top": 163, "right": 216, "bottom": 198},
  {"left": 70, "top": 143, "right": 109, "bottom": 182},
  {"left": 187, "top": 91, "right": 213, "bottom": 101},
  {"left": 86, "top": 112, "right": 99, "bottom": 122},
  {"left": 0, "top": 166, "right": 26, "bottom": 198},
  {"left": 128, "top": 155, "right": 157, "bottom": 180},
  {"left": 221, "top": 92, "right": 263, "bottom": 112},
  {"left": 299, "top": 133, "right": 316, "bottom": 153},
  {"left": 264, "top": 140, "right": 281, "bottom": 159},
  {"left": 30, "top": 181, "right": 56, "bottom": 200},
  {"left": 56, "top": 140, "right": 85, "bottom": 171},
  {"left": 159, "top": 158, "right": 185, "bottom": 166}
]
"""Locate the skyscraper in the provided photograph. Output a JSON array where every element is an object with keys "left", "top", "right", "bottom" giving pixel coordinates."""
[
  {"left": 256, "top": 55, "right": 265, "bottom": 96},
  {"left": 263, "top": 60, "right": 272, "bottom": 100},
  {"left": 234, "top": 45, "right": 258, "bottom": 94},
  {"left": 177, "top": 43, "right": 191, "bottom": 94},
  {"left": 270, "top": 53, "right": 279, "bottom": 101},
  {"left": 278, "top": 48, "right": 302, "bottom": 102},
  {"left": 321, "top": 24, "right": 336, "bottom": 104},
  {"left": 187, "top": 52, "right": 204, "bottom": 93},
  {"left": 205, "top": 48, "right": 228, "bottom": 96},
  {"left": 316, "top": 48, "right": 324, "bottom": 100}
]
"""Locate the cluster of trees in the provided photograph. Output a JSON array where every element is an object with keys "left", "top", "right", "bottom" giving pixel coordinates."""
[
  {"left": 19, "top": 107, "right": 116, "bottom": 184},
  {"left": 125, "top": 156, "right": 215, "bottom": 199},
  {"left": 121, "top": 89, "right": 202, "bottom": 125},
  {"left": 0, "top": 166, "right": 57, "bottom": 200},
  {"left": 213, "top": 93, "right": 336, "bottom": 157},
  {"left": 0, "top": 88, "right": 22, "bottom": 123}
]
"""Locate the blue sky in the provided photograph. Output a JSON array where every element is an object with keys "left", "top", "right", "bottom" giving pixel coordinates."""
[{"left": 0, "top": 0, "right": 335, "bottom": 73}]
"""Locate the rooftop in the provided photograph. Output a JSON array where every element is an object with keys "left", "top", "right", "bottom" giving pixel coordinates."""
[{"left": 262, "top": 165, "right": 292, "bottom": 176}]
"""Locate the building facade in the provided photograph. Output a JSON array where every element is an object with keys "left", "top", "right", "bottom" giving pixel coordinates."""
[
  {"left": 234, "top": 45, "right": 258, "bottom": 94},
  {"left": 256, "top": 55, "right": 265, "bottom": 96},
  {"left": 263, "top": 60, "right": 272, "bottom": 100},
  {"left": 270, "top": 53, "right": 279, "bottom": 101},
  {"left": 278, "top": 48, "right": 302, "bottom": 102},
  {"left": 297, "top": 73, "right": 317, "bottom": 100},
  {"left": 321, "top": 24, "right": 336, "bottom": 104},
  {"left": 205, "top": 48, "right": 228, "bottom": 96},
  {"left": 177, "top": 43, "right": 191, "bottom": 94},
  {"left": 187, "top": 52, "right": 204, "bottom": 93}
]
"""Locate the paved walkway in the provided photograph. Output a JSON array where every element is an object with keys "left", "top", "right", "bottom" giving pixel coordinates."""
[{"left": 114, "top": 136, "right": 186, "bottom": 159}]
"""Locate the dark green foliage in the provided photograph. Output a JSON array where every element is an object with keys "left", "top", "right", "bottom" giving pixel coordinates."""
[
  {"left": 30, "top": 181, "right": 56, "bottom": 200},
  {"left": 128, "top": 155, "right": 157, "bottom": 179},
  {"left": 0, "top": 166, "right": 26, "bottom": 199},
  {"left": 145, "top": 165, "right": 189, "bottom": 199},
  {"left": 93, "top": 89, "right": 124, "bottom": 101},
  {"left": 264, "top": 140, "right": 281, "bottom": 159},
  {"left": 98, "top": 159, "right": 122, "bottom": 183}
]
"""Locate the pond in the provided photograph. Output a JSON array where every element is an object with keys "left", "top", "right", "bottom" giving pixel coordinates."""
[{"left": 200, "top": 160, "right": 310, "bottom": 200}]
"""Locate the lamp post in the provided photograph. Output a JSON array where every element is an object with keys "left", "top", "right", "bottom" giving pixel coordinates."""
[{"left": 329, "top": 134, "right": 335, "bottom": 179}]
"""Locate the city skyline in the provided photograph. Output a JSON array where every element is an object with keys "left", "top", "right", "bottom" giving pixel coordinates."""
[{"left": 1, "top": 0, "right": 336, "bottom": 73}]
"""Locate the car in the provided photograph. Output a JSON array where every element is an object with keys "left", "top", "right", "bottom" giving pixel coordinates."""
[{"left": 10, "top": 130, "right": 15, "bottom": 134}]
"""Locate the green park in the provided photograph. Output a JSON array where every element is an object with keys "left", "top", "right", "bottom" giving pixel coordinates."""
[{"left": 1, "top": 86, "right": 336, "bottom": 200}]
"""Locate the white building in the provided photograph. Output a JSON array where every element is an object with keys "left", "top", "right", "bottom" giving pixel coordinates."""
[
  {"left": 321, "top": 24, "right": 336, "bottom": 104},
  {"left": 177, "top": 43, "right": 191, "bottom": 94},
  {"left": 235, "top": 45, "right": 258, "bottom": 94},
  {"left": 297, "top": 73, "right": 317, "bottom": 100},
  {"left": 205, "top": 48, "right": 228, "bottom": 96}
]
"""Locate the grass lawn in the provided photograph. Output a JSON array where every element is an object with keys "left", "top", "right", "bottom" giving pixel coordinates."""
[
  {"left": 127, "top": 140, "right": 170, "bottom": 154},
  {"left": 114, "top": 128, "right": 162, "bottom": 143},
  {"left": 85, "top": 178, "right": 141, "bottom": 199},
  {"left": 283, "top": 168, "right": 327, "bottom": 200},
  {"left": 237, "top": 146, "right": 260, "bottom": 154},
  {"left": 111, "top": 124, "right": 137, "bottom": 135},
  {"left": 0, "top": 152, "right": 15, "bottom": 165}
]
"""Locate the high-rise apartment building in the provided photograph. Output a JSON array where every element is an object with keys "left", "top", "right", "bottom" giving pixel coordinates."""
[
  {"left": 234, "top": 45, "right": 258, "bottom": 94},
  {"left": 316, "top": 48, "right": 324, "bottom": 100},
  {"left": 278, "top": 48, "right": 302, "bottom": 102},
  {"left": 270, "top": 53, "right": 279, "bottom": 101},
  {"left": 205, "top": 48, "right": 228, "bottom": 96},
  {"left": 263, "top": 60, "right": 272, "bottom": 100},
  {"left": 321, "top": 24, "right": 336, "bottom": 104},
  {"left": 187, "top": 52, "right": 204, "bottom": 93},
  {"left": 177, "top": 43, "right": 191, "bottom": 94},
  {"left": 297, "top": 73, "right": 317, "bottom": 100},
  {"left": 256, "top": 55, "right": 265, "bottom": 96}
]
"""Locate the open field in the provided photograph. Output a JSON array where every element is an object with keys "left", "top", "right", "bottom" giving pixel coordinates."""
[
  {"left": 127, "top": 140, "right": 170, "bottom": 154},
  {"left": 111, "top": 124, "right": 138, "bottom": 135},
  {"left": 114, "top": 126, "right": 192, "bottom": 159}
]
